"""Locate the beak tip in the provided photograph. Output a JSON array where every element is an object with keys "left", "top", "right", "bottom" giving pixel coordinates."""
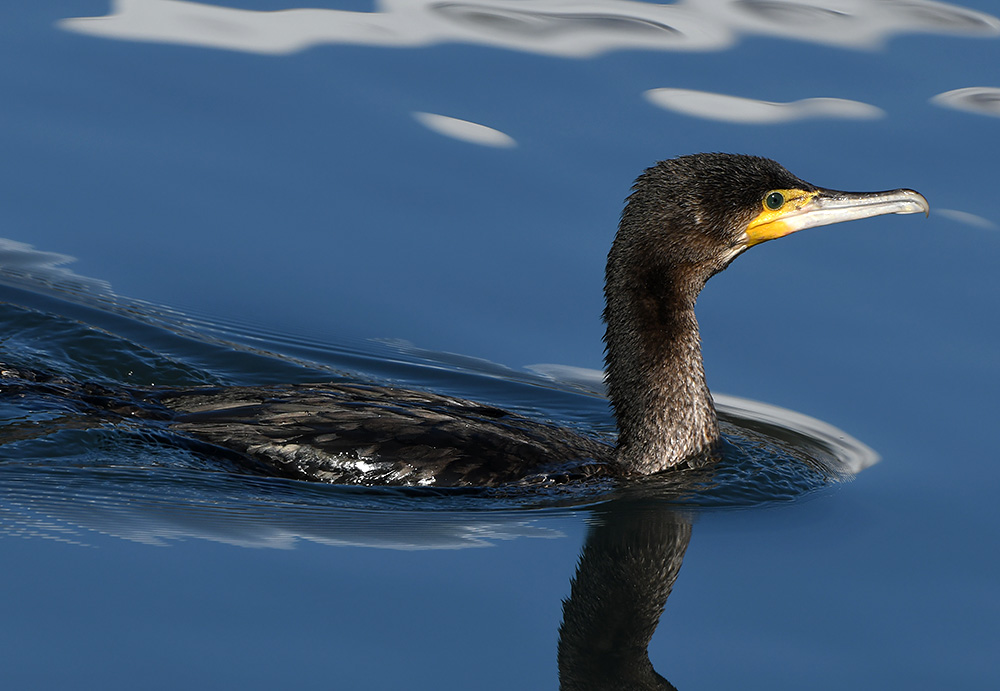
[
  {"left": 908, "top": 190, "right": 931, "bottom": 218},
  {"left": 890, "top": 189, "right": 929, "bottom": 218}
]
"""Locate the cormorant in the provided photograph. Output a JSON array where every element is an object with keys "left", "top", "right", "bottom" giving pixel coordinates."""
[{"left": 3, "top": 154, "right": 929, "bottom": 487}]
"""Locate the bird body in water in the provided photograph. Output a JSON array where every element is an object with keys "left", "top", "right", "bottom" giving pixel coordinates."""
[{"left": 3, "top": 154, "right": 928, "bottom": 487}]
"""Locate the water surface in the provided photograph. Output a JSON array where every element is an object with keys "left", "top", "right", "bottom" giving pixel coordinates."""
[{"left": 2, "top": 1, "right": 999, "bottom": 688}]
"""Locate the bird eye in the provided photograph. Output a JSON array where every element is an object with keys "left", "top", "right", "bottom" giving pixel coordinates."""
[{"left": 765, "top": 191, "right": 785, "bottom": 210}]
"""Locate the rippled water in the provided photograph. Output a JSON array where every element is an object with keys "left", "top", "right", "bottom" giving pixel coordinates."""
[
  {"left": 3, "top": 1, "right": 999, "bottom": 689},
  {"left": 0, "top": 276, "right": 872, "bottom": 506}
]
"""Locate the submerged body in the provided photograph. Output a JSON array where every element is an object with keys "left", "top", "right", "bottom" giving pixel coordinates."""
[
  {"left": 157, "top": 382, "right": 616, "bottom": 486},
  {"left": 1, "top": 154, "right": 928, "bottom": 487}
]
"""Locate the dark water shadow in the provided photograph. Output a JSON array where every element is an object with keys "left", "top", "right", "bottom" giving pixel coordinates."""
[{"left": 559, "top": 497, "right": 691, "bottom": 690}]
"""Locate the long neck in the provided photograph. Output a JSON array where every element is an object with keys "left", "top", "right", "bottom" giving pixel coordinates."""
[{"left": 603, "top": 252, "right": 720, "bottom": 476}]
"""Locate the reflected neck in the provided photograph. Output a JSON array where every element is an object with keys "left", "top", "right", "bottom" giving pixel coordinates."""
[{"left": 558, "top": 504, "right": 691, "bottom": 690}]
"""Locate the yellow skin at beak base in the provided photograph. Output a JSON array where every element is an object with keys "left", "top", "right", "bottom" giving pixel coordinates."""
[{"left": 745, "top": 189, "right": 819, "bottom": 246}]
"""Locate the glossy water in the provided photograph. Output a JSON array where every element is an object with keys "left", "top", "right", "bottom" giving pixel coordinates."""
[{"left": 2, "top": 1, "right": 999, "bottom": 689}]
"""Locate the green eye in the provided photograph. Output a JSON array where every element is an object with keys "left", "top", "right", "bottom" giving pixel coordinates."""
[{"left": 765, "top": 191, "right": 785, "bottom": 210}]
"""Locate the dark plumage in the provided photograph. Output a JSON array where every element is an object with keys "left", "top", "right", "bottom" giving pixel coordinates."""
[
  {"left": 156, "top": 383, "right": 615, "bottom": 486},
  {"left": 1, "top": 154, "right": 928, "bottom": 486},
  {"left": 604, "top": 155, "right": 818, "bottom": 474}
]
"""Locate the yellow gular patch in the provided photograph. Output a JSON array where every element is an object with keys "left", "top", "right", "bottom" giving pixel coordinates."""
[{"left": 745, "top": 189, "right": 819, "bottom": 246}]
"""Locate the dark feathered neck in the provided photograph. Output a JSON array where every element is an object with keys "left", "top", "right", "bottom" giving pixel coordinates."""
[{"left": 603, "top": 184, "right": 720, "bottom": 475}]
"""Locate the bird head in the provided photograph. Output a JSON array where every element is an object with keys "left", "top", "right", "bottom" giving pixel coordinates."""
[{"left": 614, "top": 153, "right": 929, "bottom": 293}]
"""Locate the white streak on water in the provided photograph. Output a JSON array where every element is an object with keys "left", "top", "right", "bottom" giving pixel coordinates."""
[
  {"left": 57, "top": 0, "right": 1000, "bottom": 57},
  {"left": 527, "top": 362, "right": 881, "bottom": 474},
  {"left": 413, "top": 113, "right": 517, "bottom": 148},
  {"left": 936, "top": 208, "right": 997, "bottom": 230},
  {"left": 932, "top": 87, "right": 1000, "bottom": 118},
  {"left": 645, "top": 88, "right": 884, "bottom": 124}
]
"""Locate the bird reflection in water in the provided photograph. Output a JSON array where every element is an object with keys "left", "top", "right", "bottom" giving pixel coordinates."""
[
  {"left": 0, "top": 462, "right": 843, "bottom": 689},
  {"left": 559, "top": 499, "right": 690, "bottom": 690}
]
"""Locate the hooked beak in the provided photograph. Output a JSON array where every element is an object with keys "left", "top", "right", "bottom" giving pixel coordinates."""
[{"left": 745, "top": 188, "right": 929, "bottom": 247}]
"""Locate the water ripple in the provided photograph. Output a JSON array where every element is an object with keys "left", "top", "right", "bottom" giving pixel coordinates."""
[
  {"left": 59, "top": 0, "right": 1000, "bottom": 56},
  {"left": 412, "top": 112, "right": 517, "bottom": 148},
  {"left": 932, "top": 86, "right": 1000, "bottom": 118},
  {"left": 644, "top": 87, "right": 884, "bottom": 123}
]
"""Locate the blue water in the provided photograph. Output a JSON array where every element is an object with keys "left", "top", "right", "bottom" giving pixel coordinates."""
[{"left": 2, "top": 1, "right": 999, "bottom": 688}]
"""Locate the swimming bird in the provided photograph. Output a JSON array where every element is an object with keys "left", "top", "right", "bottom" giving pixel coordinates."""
[{"left": 2, "top": 154, "right": 928, "bottom": 486}]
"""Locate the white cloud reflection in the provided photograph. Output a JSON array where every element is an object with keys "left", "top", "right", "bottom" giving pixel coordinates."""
[
  {"left": 0, "top": 238, "right": 111, "bottom": 296},
  {"left": 59, "top": 0, "right": 1000, "bottom": 57},
  {"left": 936, "top": 208, "right": 997, "bottom": 229},
  {"left": 526, "top": 363, "right": 880, "bottom": 475},
  {"left": 645, "top": 87, "right": 883, "bottom": 123},
  {"left": 932, "top": 86, "right": 1000, "bottom": 118},
  {"left": 413, "top": 112, "right": 517, "bottom": 147},
  {"left": 0, "top": 467, "right": 564, "bottom": 550}
]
